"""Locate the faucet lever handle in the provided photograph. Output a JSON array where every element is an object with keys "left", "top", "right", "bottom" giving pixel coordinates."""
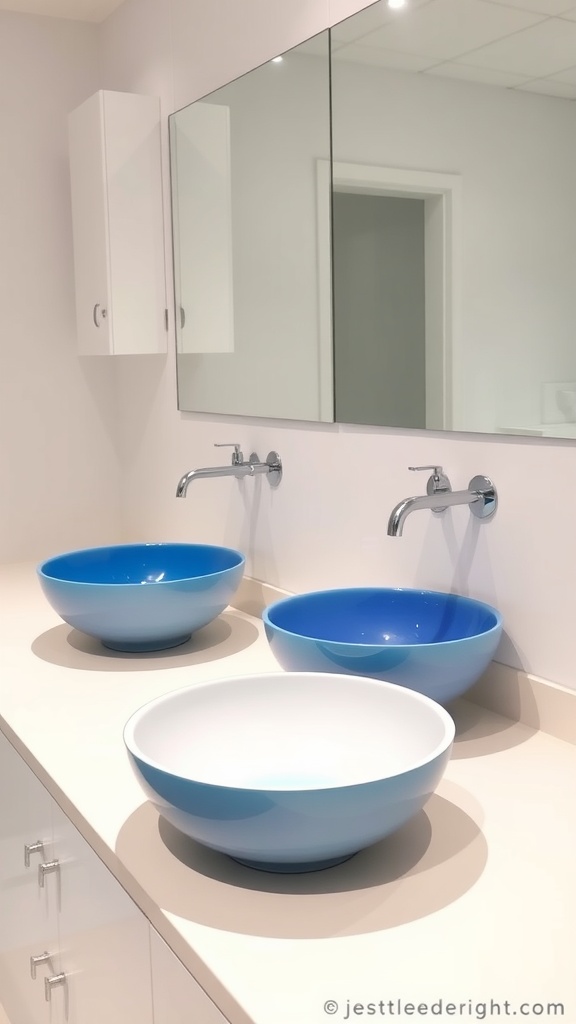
[
  {"left": 214, "top": 443, "right": 244, "bottom": 465},
  {"left": 408, "top": 465, "right": 444, "bottom": 476},
  {"left": 408, "top": 465, "right": 451, "bottom": 503}
]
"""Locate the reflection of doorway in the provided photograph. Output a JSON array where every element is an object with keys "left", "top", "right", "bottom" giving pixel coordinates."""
[
  {"left": 317, "top": 161, "right": 461, "bottom": 429},
  {"left": 333, "top": 192, "right": 426, "bottom": 428}
]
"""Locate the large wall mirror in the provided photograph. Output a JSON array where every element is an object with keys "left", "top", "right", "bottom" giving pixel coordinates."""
[{"left": 169, "top": 0, "right": 576, "bottom": 439}]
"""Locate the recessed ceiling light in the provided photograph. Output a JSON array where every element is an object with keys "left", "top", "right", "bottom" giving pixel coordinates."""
[{"left": 388, "top": 0, "right": 407, "bottom": 8}]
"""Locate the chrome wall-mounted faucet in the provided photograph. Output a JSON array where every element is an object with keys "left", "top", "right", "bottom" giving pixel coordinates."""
[
  {"left": 176, "top": 443, "right": 282, "bottom": 497},
  {"left": 387, "top": 465, "right": 497, "bottom": 537}
]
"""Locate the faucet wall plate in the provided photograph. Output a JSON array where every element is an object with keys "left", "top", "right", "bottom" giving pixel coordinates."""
[
  {"left": 409, "top": 466, "right": 452, "bottom": 513},
  {"left": 426, "top": 469, "right": 451, "bottom": 514},
  {"left": 469, "top": 475, "right": 497, "bottom": 519},
  {"left": 249, "top": 451, "right": 283, "bottom": 486}
]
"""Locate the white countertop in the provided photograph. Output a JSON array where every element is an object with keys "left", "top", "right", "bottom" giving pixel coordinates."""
[{"left": 1, "top": 562, "right": 575, "bottom": 1024}]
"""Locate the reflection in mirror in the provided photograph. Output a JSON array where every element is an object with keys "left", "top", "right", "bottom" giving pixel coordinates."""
[
  {"left": 169, "top": 32, "right": 332, "bottom": 421},
  {"left": 331, "top": 0, "right": 576, "bottom": 436},
  {"left": 171, "top": 0, "right": 576, "bottom": 440},
  {"left": 333, "top": 188, "right": 428, "bottom": 428}
]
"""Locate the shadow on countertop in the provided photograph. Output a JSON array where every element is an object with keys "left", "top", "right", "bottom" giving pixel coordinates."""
[
  {"left": 30, "top": 612, "right": 260, "bottom": 672},
  {"left": 115, "top": 780, "right": 487, "bottom": 938},
  {"left": 449, "top": 697, "right": 537, "bottom": 758}
]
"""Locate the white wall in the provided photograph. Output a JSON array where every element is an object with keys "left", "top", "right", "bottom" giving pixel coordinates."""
[
  {"left": 8, "top": 3, "right": 574, "bottom": 689},
  {"left": 94, "top": 0, "right": 576, "bottom": 695},
  {"left": 0, "top": 11, "right": 122, "bottom": 563}
]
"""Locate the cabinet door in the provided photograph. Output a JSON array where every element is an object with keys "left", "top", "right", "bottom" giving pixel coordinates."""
[
  {"left": 52, "top": 803, "right": 153, "bottom": 1024},
  {"left": 102, "top": 91, "right": 166, "bottom": 355},
  {"left": 68, "top": 91, "right": 111, "bottom": 356},
  {"left": 68, "top": 90, "right": 166, "bottom": 356},
  {"left": 150, "top": 927, "right": 230, "bottom": 1024},
  {"left": 0, "top": 732, "right": 60, "bottom": 1024}
]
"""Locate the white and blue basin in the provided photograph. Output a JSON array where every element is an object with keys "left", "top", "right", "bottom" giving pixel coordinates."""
[
  {"left": 263, "top": 588, "right": 502, "bottom": 705},
  {"left": 37, "top": 542, "right": 245, "bottom": 652},
  {"left": 124, "top": 671, "right": 455, "bottom": 873}
]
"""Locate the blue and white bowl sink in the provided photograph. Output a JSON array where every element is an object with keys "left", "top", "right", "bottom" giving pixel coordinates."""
[
  {"left": 38, "top": 542, "right": 245, "bottom": 652},
  {"left": 263, "top": 588, "right": 502, "bottom": 705},
  {"left": 124, "top": 672, "right": 455, "bottom": 873}
]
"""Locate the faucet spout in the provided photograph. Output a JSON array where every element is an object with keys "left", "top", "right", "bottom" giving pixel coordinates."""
[
  {"left": 387, "top": 473, "right": 497, "bottom": 536},
  {"left": 387, "top": 488, "right": 481, "bottom": 537},
  {"left": 176, "top": 447, "right": 283, "bottom": 497},
  {"left": 176, "top": 463, "right": 253, "bottom": 498}
]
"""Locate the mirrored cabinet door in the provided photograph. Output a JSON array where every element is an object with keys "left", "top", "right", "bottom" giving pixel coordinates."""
[
  {"left": 170, "top": 1, "right": 576, "bottom": 441},
  {"left": 170, "top": 31, "right": 333, "bottom": 422}
]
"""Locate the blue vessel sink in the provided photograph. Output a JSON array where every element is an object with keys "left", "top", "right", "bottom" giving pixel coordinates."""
[
  {"left": 124, "top": 671, "right": 455, "bottom": 873},
  {"left": 38, "top": 542, "right": 245, "bottom": 652},
  {"left": 263, "top": 587, "right": 502, "bottom": 704}
]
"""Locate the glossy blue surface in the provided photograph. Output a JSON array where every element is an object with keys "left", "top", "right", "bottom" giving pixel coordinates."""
[
  {"left": 123, "top": 672, "right": 455, "bottom": 872},
  {"left": 38, "top": 543, "right": 245, "bottom": 652},
  {"left": 263, "top": 587, "right": 503, "bottom": 704},
  {"left": 127, "top": 751, "right": 449, "bottom": 872}
]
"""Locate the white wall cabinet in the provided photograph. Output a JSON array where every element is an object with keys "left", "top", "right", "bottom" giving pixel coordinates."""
[
  {"left": 68, "top": 90, "right": 166, "bottom": 355},
  {"left": 0, "top": 730, "right": 232, "bottom": 1024}
]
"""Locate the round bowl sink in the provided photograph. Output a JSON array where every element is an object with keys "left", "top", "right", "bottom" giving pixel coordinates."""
[
  {"left": 38, "top": 542, "right": 245, "bottom": 652},
  {"left": 124, "top": 672, "right": 455, "bottom": 873},
  {"left": 263, "top": 588, "right": 502, "bottom": 705}
]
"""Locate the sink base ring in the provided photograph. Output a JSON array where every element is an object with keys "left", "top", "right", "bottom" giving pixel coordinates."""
[
  {"left": 230, "top": 852, "right": 356, "bottom": 873},
  {"left": 101, "top": 634, "right": 192, "bottom": 653}
]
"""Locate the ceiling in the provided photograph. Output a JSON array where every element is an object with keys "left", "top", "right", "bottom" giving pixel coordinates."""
[
  {"left": 330, "top": 0, "right": 576, "bottom": 98},
  {"left": 3, "top": 0, "right": 576, "bottom": 96},
  {"left": 0, "top": 0, "right": 123, "bottom": 21}
]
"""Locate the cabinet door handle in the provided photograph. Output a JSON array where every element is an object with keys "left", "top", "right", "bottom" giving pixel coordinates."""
[
  {"left": 30, "top": 952, "right": 55, "bottom": 979},
  {"left": 38, "top": 859, "right": 60, "bottom": 888},
  {"left": 45, "top": 972, "right": 67, "bottom": 1003},
  {"left": 93, "top": 302, "right": 107, "bottom": 327},
  {"left": 24, "top": 840, "right": 45, "bottom": 867}
]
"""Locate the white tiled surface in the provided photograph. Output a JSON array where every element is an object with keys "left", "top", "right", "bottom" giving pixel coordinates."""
[
  {"left": 354, "top": 0, "right": 544, "bottom": 61},
  {"left": 486, "top": 0, "right": 576, "bottom": 14},
  {"left": 331, "top": 0, "right": 576, "bottom": 96},
  {"left": 452, "top": 14, "right": 576, "bottom": 76}
]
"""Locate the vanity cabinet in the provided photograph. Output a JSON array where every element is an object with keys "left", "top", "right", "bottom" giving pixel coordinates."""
[
  {"left": 0, "top": 730, "right": 152, "bottom": 1024},
  {"left": 150, "top": 929, "right": 230, "bottom": 1024},
  {"left": 50, "top": 803, "right": 153, "bottom": 1024},
  {"left": 0, "top": 735, "right": 59, "bottom": 1024},
  {"left": 68, "top": 90, "right": 166, "bottom": 355},
  {"left": 0, "top": 729, "right": 233, "bottom": 1024}
]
